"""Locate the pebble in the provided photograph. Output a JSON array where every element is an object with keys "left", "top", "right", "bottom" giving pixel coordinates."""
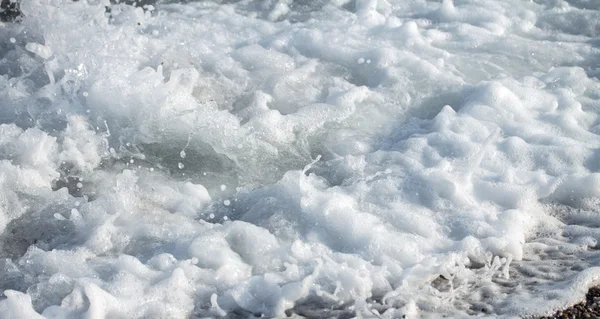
[{"left": 536, "top": 286, "right": 600, "bottom": 319}]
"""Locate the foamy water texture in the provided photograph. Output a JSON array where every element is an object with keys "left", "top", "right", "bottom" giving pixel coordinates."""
[{"left": 0, "top": 0, "right": 599, "bottom": 318}]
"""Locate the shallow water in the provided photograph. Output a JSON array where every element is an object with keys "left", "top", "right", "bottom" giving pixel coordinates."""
[{"left": 0, "top": 0, "right": 599, "bottom": 318}]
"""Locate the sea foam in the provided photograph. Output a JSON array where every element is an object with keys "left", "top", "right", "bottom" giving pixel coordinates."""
[{"left": 0, "top": 0, "right": 599, "bottom": 318}]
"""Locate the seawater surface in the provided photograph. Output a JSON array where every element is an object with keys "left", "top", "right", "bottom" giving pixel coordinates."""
[{"left": 0, "top": 0, "right": 600, "bottom": 318}]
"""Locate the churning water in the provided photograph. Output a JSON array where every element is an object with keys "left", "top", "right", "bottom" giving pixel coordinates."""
[{"left": 0, "top": 0, "right": 600, "bottom": 318}]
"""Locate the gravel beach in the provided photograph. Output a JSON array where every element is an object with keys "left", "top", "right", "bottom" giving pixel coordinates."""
[{"left": 535, "top": 287, "right": 600, "bottom": 319}]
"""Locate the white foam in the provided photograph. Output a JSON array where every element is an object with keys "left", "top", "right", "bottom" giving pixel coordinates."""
[{"left": 0, "top": 0, "right": 599, "bottom": 317}]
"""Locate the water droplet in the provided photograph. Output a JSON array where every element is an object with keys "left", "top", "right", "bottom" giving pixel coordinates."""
[
  {"left": 130, "top": 159, "right": 134, "bottom": 164},
  {"left": 224, "top": 200, "right": 230, "bottom": 206},
  {"left": 76, "top": 182, "right": 83, "bottom": 188},
  {"left": 357, "top": 57, "right": 365, "bottom": 64},
  {"left": 178, "top": 162, "right": 184, "bottom": 169},
  {"left": 220, "top": 185, "right": 226, "bottom": 191},
  {"left": 149, "top": 167, "right": 154, "bottom": 172},
  {"left": 223, "top": 216, "right": 229, "bottom": 221},
  {"left": 180, "top": 150, "right": 186, "bottom": 158},
  {"left": 209, "top": 213, "right": 215, "bottom": 219},
  {"left": 9, "top": 38, "right": 16, "bottom": 43}
]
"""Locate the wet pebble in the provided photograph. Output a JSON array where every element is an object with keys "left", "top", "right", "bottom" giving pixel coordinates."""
[{"left": 536, "top": 286, "right": 600, "bottom": 319}]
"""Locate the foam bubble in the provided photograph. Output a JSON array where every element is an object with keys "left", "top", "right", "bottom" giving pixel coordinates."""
[{"left": 0, "top": 0, "right": 599, "bottom": 318}]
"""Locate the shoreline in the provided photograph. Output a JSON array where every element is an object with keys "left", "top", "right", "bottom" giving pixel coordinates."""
[{"left": 534, "top": 287, "right": 600, "bottom": 319}]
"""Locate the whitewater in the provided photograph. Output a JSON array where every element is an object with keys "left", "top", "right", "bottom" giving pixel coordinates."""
[{"left": 0, "top": 0, "right": 599, "bottom": 317}]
